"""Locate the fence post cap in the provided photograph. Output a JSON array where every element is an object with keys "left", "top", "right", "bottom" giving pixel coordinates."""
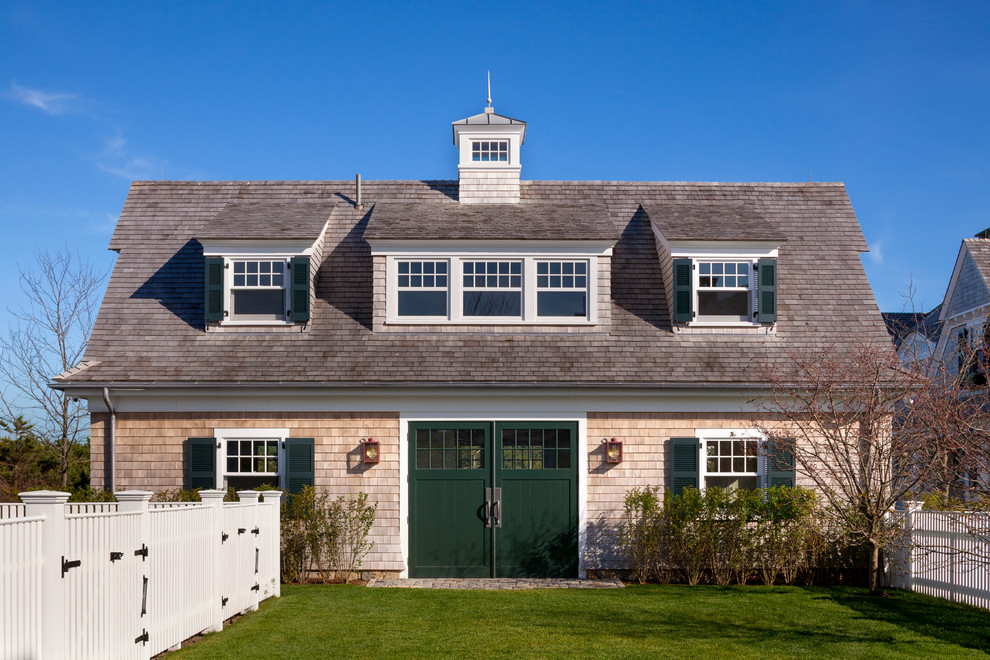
[
  {"left": 18, "top": 490, "right": 70, "bottom": 504},
  {"left": 261, "top": 490, "right": 283, "bottom": 504},
  {"left": 199, "top": 489, "right": 226, "bottom": 504},
  {"left": 114, "top": 490, "right": 153, "bottom": 502},
  {"left": 237, "top": 490, "right": 261, "bottom": 504}
]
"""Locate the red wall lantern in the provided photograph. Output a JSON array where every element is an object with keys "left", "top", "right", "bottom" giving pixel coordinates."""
[
  {"left": 362, "top": 438, "right": 380, "bottom": 465},
  {"left": 604, "top": 437, "right": 623, "bottom": 464}
]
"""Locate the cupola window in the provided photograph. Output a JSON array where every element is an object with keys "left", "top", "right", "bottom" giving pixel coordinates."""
[{"left": 472, "top": 140, "right": 509, "bottom": 162}]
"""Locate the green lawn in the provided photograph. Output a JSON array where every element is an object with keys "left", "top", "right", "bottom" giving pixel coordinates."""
[{"left": 171, "top": 584, "right": 990, "bottom": 659}]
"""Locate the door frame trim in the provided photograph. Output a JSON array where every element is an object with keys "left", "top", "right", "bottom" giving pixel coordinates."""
[{"left": 400, "top": 412, "right": 587, "bottom": 578}]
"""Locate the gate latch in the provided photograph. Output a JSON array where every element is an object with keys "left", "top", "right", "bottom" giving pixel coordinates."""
[
  {"left": 251, "top": 583, "right": 260, "bottom": 592},
  {"left": 61, "top": 556, "right": 81, "bottom": 577},
  {"left": 222, "top": 596, "right": 229, "bottom": 607},
  {"left": 238, "top": 528, "right": 246, "bottom": 535},
  {"left": 134, "top": 544, "right": 148, "bottom": 560},
  {"left": 222, "top": 531, "right": 229, "bottom": 543},
  {"left": 251, "top": 526, "right": 260, "bottom": 535},
  {"left": 110, "top": 551, "right": 123, "bottom": 563},
  {"left": 134, "top": 629, "right": 148, "bottom": 646}
]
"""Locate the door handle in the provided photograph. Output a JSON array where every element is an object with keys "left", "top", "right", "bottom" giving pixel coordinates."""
[
  {"left": 492, "top": 487, "right": 502, "bottom": 529},
  {"left": 484, "top": 487, "right": 492, "bottom": 528}
]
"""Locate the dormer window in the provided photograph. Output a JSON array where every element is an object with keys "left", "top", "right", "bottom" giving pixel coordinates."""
[
  {"left": 463, "top": 260, "right": 522, "bottom": 316},
  {"left": 231, "top": 259, "right": 287, "bottom": 322},
  {"left": 398, "top": 260, "right": 448, "bottom": 317},
  {"left": 697, "top": 261, "right": 752, "bottom": 323},
  {"left": 472, "top": 140, "right": 509, "bottom": 162}
]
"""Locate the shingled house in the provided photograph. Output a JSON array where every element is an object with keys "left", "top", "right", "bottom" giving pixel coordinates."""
[{"left": 54, "top": 103, "right": 888, "bottom": 578}]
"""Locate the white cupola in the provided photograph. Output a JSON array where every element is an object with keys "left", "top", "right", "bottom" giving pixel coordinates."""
[{"left": 452, "top": 101, "right": 526, "bottom": 204}]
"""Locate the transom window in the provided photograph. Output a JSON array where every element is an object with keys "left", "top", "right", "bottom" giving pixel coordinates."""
[
  {"left": 501, "top": 427, "right": 572, "bottom": 470},
  {"left": 415, "top": 427, "right": 485, "bottom": 470},
  {"left": 230, "top": 259, "right": 287, "bottom": 322},
  {"left": 697, "top": 260, "right": 753, "bottom": 322},
  {"left": 704, "top": 437, "right": 760, "bottom": 491},
  {"left": 463, "top": 260, "right": 522, "bottom": 317},
  {"left": 398, "top": 260, "right": 448, "bottom": 317},
  {"left": 472, "top": 140, "right": 508, "bottom": 162},
  {"left": 537, "top": 261, "right": 588, "bottom": 317}
]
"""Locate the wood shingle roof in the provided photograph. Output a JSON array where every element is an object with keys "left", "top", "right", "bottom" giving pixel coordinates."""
[{"left": 58, "top": 179, "right": 888, "bottom": 389}]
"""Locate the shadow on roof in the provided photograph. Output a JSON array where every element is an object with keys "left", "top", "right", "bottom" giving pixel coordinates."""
[
  {"left": 130, "top": 239, "right": 205, "bottom": 330},
  {"left": 609, "top": 206, "right": 670, "bottom": 331}
]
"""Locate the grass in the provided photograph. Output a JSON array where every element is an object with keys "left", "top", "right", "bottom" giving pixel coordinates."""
[{"left": 170, "top": 584, "right": 990, "bottom": 659}]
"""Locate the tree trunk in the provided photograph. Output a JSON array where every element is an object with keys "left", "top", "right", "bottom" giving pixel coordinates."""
[{"left": 868, "top": 542, "right": 882, "bottom": 594}]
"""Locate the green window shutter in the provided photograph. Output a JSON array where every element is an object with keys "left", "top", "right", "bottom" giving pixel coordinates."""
[
  {"left": 186, "top": 437, "right": 217, "bottom": 490},
  {"left": 284, "top": 437, "right": 315, "bottom": 494},
  {"left": 767, "top": 437, "right": 796, "bottom": 488},
  {"left": 204, "top": 257, "right": 225, "bottom": 323},
  {"left": 289, "top": 256, "right": 310, "bottom": 323},
  {"left": 669, "top": 437, "right": 700, "bottom": 497},
  {"left": 672, "top": 258, "right": 693, "bottom": 323},
  {"left": 757, "top": 257, "right": 777, "bottom": 323}
]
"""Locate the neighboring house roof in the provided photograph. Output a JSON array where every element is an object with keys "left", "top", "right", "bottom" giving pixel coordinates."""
[
  {"left": 883, "top": 306, "right": 943, "bottom": 349},
  {"left": 196, "top": 200, "right": 336, "bottom": 241},
  {"left": 365, "top": 202, "right": 619, "bottom": 241},
  {"left": 964, "top": 238, "right": 990, "bottom": 284},
  {"left": 56, "top": 179, "right": 887, "bottom": 389},
  {"left": 642, "top": 203, "right": 786, "bottom": 242}
]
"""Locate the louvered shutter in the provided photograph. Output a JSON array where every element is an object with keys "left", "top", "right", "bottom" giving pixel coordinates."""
[
  {"left": 289, "top": 256, "right": 310, "bottom": 322},
  {"left": 204, "top": 257, "right": 225, "bottom": 323},
  {"left": 672, "top": 258, "right": 693, "bottom": 323},
  {"left": 669, "top": 437, "right": 700, "bottom": 497},
  {"left": 757, "top": 257, "right": 777, "bottom": 323},
  {"left": 767, "top": 437, "right": 796, "bottom": 488},
  {"left": 284, "top": 437, "right": 315, "bottom": 494},
  {"left": 186, "top": 437, "right": 217, "bottom": 490}
]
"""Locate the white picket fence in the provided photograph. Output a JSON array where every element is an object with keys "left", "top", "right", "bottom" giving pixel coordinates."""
[
  {"left": 0, "top": 489, "right": 281, "bottom": 659},
  {"left": 889, "top": 509, "right": 990, "bottom": 610}
]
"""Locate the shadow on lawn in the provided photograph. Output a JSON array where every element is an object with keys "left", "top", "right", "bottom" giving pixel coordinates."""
[{"left": 822, "top": 589, "right": 990, "bottom": 653}]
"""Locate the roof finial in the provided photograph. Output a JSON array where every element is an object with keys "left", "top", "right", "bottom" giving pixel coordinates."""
[{"left": 485, "top": 71, "right": 493, "bottom": 113}]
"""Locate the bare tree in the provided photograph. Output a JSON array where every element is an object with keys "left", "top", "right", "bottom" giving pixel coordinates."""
[
  {"left": 0, "top": 249, "right": 107, "bottom": 487},
  {"left": 752, "top": 339, "right": 980, "bottom": 593}
]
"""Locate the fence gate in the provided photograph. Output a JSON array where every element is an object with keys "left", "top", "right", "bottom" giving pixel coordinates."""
[{"left": 63, "top": 510, "right": 146, "bottom": 660}]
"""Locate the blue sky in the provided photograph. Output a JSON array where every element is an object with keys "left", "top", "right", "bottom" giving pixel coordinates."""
[{"left": 1, "top": 1, "right": 988, "bottom": 331}]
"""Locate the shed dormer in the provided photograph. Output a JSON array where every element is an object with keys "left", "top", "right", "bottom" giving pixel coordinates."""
[{"left": 452, "top": 106, "right": 526, "bottom": 204}]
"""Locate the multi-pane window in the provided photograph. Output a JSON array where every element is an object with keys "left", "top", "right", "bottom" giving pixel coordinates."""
[
  {"left": 697, "top": 261, "right": 752, "bottom": 322},
  {"left": 502, "top": 427, "right": 571, "bottom": 470},
  {"left": 463, "top": 260, "right": 522, "bottom": 317},
  {"left": 471, "top": 140, "right": 508, "bottom": 162},
  {"left": 536, "top": 261, "right": 588, "bottom": 317},
  {"left": 397, "top": 260, "right": 448, "bottom": 317},
  {"left": 227, "top": 439, "right": 279, "bottom": 475},
  {"left": 704, "top": 438, "right": 760, "bottom": 491},
  {"left": 230, "top": 260, "right": 286, "bottom": 321},
  {"left": 415, "top": 427, "right": 485, "bottom": 470}
]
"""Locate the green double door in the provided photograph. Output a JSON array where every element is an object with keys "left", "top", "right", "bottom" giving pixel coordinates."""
[{"left": 408, "top": 421, "right": 579, "bottom": 578}]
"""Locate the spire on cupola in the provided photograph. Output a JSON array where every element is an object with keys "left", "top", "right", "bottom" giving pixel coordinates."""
[{"left": 451, "top": 74, "right": 526, "bottom": 204}]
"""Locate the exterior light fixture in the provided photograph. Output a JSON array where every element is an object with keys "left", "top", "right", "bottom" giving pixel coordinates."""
[
  {"left": 604, "top": 437, "right": 623, "bottom": 464},
  {"left": 362, "top": 438, "right": 380, "bottom": 465}
]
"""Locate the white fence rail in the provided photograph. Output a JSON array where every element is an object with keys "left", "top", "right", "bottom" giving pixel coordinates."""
[
  {"left": 890, "top": 509, "right": 990, "bottom": 611},
  {"left": 0, "top": 489, "right": 281, "bottom": 660}
]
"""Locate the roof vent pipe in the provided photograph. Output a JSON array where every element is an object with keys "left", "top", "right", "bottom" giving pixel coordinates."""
[{"left": 356, "top": 174, "right": 363, "bottom": 211}]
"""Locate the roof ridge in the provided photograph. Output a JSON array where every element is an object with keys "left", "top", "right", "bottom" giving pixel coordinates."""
[{"left": 129, "top": 179, "right": 847, "bottom": 187}]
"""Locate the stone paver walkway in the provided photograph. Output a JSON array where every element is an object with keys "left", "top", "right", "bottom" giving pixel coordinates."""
[{"left": 367, "top": 577, "right": 623, "bottom": 590}]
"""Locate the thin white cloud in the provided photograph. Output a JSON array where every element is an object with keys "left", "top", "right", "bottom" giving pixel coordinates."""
[
  {"left": 865, "top": 238, "right": 885, "bottom": 266},
  {"left": 6, "top": 83, "right": 80, "bottom": 115},
  {"left": 93, "top": 130, "right": 163, "bottom": 181}
]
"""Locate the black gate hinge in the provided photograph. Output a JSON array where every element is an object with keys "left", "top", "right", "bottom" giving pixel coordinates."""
[
  {"left": 134, "top": 544, "right": 148, "bottom": 560},
  {"left": 61, "top": 556, "right": 81, "bottom": 577},
  {"left": 135, "top": 629, "right": 149, "bottom": 645},
  {"left": 222, "top": 596, "right": 228, "bottom": 607},
  {"left": 251, "top": 527, "right": 260, "bottom": 535},
  {"left": 251, "top": 583, "right": 260, "bottom": 592},
  {"left": 238, "top": 528, "right": 246, "bottom": 535},
  {"left": 222, "top": 531, "right": 229, "bottom": 543},
  {"left": 110, "top": 551, "right": 123, "bottom": 563}
]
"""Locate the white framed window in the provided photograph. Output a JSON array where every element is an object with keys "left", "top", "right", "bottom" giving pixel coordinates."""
[
  {"left": 471, "top": 140, "right": 508, "bottom": 162},
  {"left": 696, "top": 260, "right": 755, "bottom": 324},
  {"left": 215, "top": 428, "right": 288, "bottom": 491},
  {"left": 397, "top": 259, "right": 449, "bottom": 317},
  {"left": 385, "top": 253, "right": 597, "bottom": 324},
  {"left": 697, "top": 429, "right": 765, "bottom": 492},
  {"left": 229, "top": 259, "right": 288, "bottom": 323},
  {"left": 463, "top": 260, "right": 522, "bottom": 317}
]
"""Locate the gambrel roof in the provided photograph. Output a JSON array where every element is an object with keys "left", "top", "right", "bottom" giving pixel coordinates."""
[{"left": 56, "top": 179, "right": 887, "bottom": 389}]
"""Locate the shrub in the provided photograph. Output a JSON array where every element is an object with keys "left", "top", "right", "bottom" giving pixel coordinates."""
[{"left": 618, "top": 486, "right": 661, "bottom": 584}]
